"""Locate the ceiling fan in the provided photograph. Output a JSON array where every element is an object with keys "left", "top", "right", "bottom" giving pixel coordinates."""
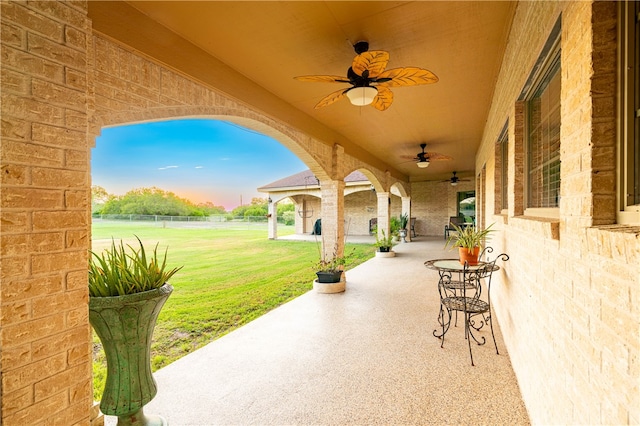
[
  {"left": 294, "top": 41, "right": 438, "bottom": 111},
  {"left": 401, "top": 143, "right": 452, "bottom": 168},
  {"left": 442, "top": 171, "right": 471, "bottom": 186}
]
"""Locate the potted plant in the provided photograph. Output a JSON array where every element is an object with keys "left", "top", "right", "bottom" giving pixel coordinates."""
[
  {"left": 374, "top": 229, "right": 396, "bottom": 257},
  {"left": 89, "top": 236, "right": 182, "bottom": 425},
  {"left": 313, "top": 255, "right": 347, "bottom": 283},
  {"left": 390, "top": 216, "right": 401, "bottom": 242},
  {"left": 398, "top": 213, "right": 409, "bottom": 242},
  {"left": 313, "top": 243, "right": 352, "bottom": 283},
  {"left": 445, "top": 223, "right": 494, "bottom": 265}
]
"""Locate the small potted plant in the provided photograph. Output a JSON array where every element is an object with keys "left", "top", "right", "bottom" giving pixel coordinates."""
[
  {"left": 398, "top": 213, "right": 409, "bottom": 242},
  {"left": 313, "top": 255, "right": 347, "bottom": 283},
  {"left": 89, "top": 236, "right": 182, "bottom": 425},
  {"left": 313, "top": 243, "right": 353, "bottom": 283},
  {"left": 374, "top": 229, "right": 396, "bottom": 257},
  {"left": 445, "top": 222, "right": 495, "bottom": 265}
]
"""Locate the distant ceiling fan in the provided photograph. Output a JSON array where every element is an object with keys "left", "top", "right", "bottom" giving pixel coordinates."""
[
  {"left": 294, "top": 41, "right": 438, "bottom": 111},
  {"left": 442, "top": 171, "right": 471, "bottom": 186},
  {"left": 401, "top": 143, "right": 452, "bottom": 168}
]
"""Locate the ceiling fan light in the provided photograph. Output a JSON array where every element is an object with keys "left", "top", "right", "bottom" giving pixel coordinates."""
[
  {"left": 346, "top": 86, "right": 378, "bottom": 106},
  {"left": 450, "top": 181, "right": 458, "bottom": 186},
  {"left": 416, "top": 160, "right": 430, "bottom": 168}
]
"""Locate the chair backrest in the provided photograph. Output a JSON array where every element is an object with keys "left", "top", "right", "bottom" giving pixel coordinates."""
[
  {"left": 462, "top": 252, "right": 509, "bottom": 299},
  {"left": 449, "top": 216, "right": 463, "bottom": 226},
  {"left": 410, "top": 217, "right": 416, "bottom": 227}
]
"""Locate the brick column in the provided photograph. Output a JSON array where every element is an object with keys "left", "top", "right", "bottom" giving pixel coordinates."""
[
  {"left": 376, "top": 192, "right": 391, "bottom": 239},
  {"left": 320, "top": 179, "right": 345, "bottom": 260},
  {"left": 0, "top": 1, "right": 93, "bottom": 424}
]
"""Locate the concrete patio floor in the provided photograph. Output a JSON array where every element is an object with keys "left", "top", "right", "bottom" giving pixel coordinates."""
[{"left": 105, "top": 237, "right": 529, "bottom": 425}]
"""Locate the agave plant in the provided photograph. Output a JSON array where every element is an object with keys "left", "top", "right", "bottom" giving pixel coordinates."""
[{"left": 88, "top": 236, "right": 182, "bottom": 297}]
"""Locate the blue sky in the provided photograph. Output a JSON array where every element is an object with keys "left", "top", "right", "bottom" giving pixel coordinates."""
[{"left": 92, "top": 119, "right": 307, "bottom": 210}]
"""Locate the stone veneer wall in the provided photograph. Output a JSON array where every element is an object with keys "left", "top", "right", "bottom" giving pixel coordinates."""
[
  {"left": 476, "top": 2, "right": 639, "bottom": 424},
  {"left": 1, "top": 1, "right": 93, "bottom": 424}
]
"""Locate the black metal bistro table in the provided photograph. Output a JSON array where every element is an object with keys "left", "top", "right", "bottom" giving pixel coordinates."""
[{"left": 424, "top": 254, "right": 507, "bottom": 365}]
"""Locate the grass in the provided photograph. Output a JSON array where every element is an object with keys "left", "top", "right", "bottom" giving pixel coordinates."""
[{"left": 91, "top": 221, "right": 375, "bottom": 400}]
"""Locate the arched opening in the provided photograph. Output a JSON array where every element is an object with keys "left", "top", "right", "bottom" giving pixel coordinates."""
[{"left": 89, "top": 117, "right": 331, "bottom": 401}]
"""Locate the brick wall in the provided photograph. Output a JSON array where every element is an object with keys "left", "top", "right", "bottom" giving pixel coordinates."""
[
  {"left": 410, "top": 180, "right": 476, "bottom": 237},
  {"left": 477, "top": 2, "right": 639, "bottom": 424},
  {"left": 1, "top": 1, "right": 92, "bottom": 424}
]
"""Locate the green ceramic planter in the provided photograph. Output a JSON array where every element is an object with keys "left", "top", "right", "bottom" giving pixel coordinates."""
[{"left": 89, "top": 283, "right": 173, "bottom": 425}]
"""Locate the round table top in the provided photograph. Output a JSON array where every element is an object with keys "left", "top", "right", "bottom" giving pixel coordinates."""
[{"left": 424, "top": 258, "right": 500, "bottom": 272}]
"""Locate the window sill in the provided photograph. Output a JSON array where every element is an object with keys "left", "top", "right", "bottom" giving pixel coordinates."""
[
  {"left": 510, "top": 215, "right": 560, "bottom": 240},
  {"left": 586, "top": 225, "right": 640, "bottom": 262}
]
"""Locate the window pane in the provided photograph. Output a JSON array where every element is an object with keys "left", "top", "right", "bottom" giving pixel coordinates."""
[
  {"left": 500, "top": 134, "right": 509, "bottom": 210},
  {"left": 528, "top": 61, "right": 561, "bottom": 208}
]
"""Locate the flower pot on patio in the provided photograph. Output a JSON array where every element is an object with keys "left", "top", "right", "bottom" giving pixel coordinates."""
[
  {"left": 315, "top": 270, "right": 343, "bottom": 283},
  {"left": 90, "top": 284, "right": 173, "bottom": 425}
]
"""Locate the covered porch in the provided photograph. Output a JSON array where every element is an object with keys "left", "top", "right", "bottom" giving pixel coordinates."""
[{"left": 105, "top": 238, "right": 528, "bottom": 425}]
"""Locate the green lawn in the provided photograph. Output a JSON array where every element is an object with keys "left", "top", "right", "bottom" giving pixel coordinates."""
[{"left": 91, "top": 221, "right": 375, "bottom": 400}]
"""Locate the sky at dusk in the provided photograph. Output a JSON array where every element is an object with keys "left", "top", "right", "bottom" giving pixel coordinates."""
[{"left": 92, "top": 119, "right": 307, "bottom": 210}]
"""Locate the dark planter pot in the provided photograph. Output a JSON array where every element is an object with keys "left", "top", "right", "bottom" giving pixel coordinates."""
[
  {"left": 378, "top": 246, "right": 391, "bottom": 253},
  {"left": 315, "top": 271, "right": 343, "bottom": 283},
  {"left": 89, "top": 283, "right": 173, "bottom": 425}
]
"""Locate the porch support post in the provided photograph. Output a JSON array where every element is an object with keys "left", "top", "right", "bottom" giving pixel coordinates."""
[
  {"left": 320, "top": 179, "right": 345, "bottom": 260},
  {"left": 267, "top": 199, "right": 277, "bottom": 239},
  {"left": 402, "top": 196, "right": 412, "bottom": 241},
  {"left": 377, "top": 192, "right": 391, "bottom": 239}
]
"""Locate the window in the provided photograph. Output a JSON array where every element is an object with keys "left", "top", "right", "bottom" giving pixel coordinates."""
[
  {"left": 618, "top": 0, "right": 640, "bottom": 223},
  {"left": 498, "top": 124, "right": 509, "bottom": 212},
  {"left": 526, "top": 51, "right": 561, "bottom": 211},
  {"left": 457, "top": 190, "right": 475, "bottom": 224}
]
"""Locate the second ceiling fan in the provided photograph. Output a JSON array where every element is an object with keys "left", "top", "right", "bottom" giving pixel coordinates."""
[
  {"left": 401, "top": 143, "right": 452, "bottom": 168},
  {"left": 294, "top": 41, "right": 438, "bottom": 111}
]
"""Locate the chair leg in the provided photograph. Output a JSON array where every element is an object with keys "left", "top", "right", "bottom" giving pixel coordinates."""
[
  {"left": 488, "top": 308, "right": 499, "bottom": 355},
  {"left": 465, "top": 312, "right": 475, "bottom": 366}
]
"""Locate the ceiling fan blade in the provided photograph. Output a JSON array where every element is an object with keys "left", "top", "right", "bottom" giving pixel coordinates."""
[
  {"left": 294, "top": 75, "right": 351, "bottom": 83},
  {"left": 375, "top": 67, "right": 439, "bottom": 87},
  {"left": 425, "top": 152, "right": 453, "bottom": 161},
  {"left": 314, "top": 88, "right": 349, "bottom": 109},
  {"left": 352, "top": 50, "right": 389, "bottom": 78},
  {"left": 371, "top": 86, "right": 393, "bottom": 111}
]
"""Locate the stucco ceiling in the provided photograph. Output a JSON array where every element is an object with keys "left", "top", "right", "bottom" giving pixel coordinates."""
[{"left": 88, "top": 1, "right": 515, "bottom": 183}]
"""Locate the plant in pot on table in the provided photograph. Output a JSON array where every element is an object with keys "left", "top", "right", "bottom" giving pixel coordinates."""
[
  {"left": 89, "top": 236, "right": 182, "bottom": 425},
  {"left": 445, "top": 222, "right": 494, "bottom": 265}
]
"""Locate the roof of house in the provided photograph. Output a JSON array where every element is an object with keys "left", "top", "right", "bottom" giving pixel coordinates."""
[{"left": 259, "top": 169, "right": 369, "bottom": 190}]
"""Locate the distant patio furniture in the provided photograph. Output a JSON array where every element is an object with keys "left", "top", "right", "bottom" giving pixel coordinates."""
[
  {"left": 311, "top": 218, "right": 321, "bottom": 235},
  {"left": 369, "top": 218, "right": 377, "bottom": 235},
  {"left": 444, "top": 216, "right": 470, "bottom": 239},
  {"left": 410, "top": 217, "right": 417, "bottom": 237}
]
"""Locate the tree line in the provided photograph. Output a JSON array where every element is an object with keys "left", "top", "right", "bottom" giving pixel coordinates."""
[{"left": 92, "top": 186, "right": 295, "bottom": 222}]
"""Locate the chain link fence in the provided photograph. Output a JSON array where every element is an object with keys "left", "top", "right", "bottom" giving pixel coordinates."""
[{"left": 92, "top": 214, "right": 288, "bottom": 230}]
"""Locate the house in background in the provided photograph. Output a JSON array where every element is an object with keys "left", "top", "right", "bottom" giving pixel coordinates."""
[
  {"left": 258, "top": 169, "right": 476, "bottom": 239},
  {"left": 259, "top": 169, "right": 403, "bottom": 238}
]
